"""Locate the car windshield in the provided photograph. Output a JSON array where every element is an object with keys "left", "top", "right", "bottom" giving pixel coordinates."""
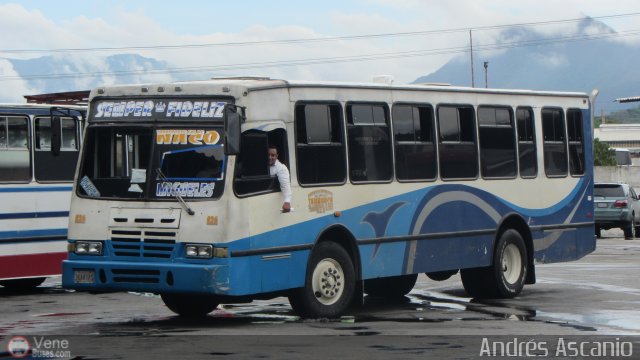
[
  {"left": 594, "top": 185, "right": 625, "bottom": 198},
  {"left": 77, "top": 126, "right": 226, "bottom": 200}
]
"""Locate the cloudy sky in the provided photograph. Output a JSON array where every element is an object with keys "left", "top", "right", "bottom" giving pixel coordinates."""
[{"left": 1, "top": 0, "right": 640, "bottom": 102}]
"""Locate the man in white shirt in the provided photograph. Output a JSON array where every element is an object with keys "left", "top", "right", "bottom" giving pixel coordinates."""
[{"left": 268, "top": 145, "right": 292, "bottom": 213}]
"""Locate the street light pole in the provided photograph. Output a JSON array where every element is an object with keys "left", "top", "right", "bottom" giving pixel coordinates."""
[{"left": 484, "top": 61, "right": 489, "bottom": 88}]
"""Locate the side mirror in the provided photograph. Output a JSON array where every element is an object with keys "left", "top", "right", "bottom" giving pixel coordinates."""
[
  {"left": 51, "top": 116, "right": 61, "bottom": 156},
  {"left": 224, "top": 106, "right": 242, "bottom": 155}
]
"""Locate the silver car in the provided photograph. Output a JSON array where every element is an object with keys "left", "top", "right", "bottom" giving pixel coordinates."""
[{"left": 594, "top": 183, "right": 640, "bottom": 239}]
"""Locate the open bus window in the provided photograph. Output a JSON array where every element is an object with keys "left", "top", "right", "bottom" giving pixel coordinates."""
[
  {"left": 0, "top": 116, "right": 31, "bottom": 182},
  {"left": 234, "top": 128, "right": 287, "bottom": 196}
]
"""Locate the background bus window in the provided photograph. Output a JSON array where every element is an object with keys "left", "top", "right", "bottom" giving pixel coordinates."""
[
  {"left": 295, "top": 103, "right": 346, "bottom": 185},
  {"left": 392, "top": 104, "right": 436, "bottom": 181},
  {"left": 542, "top": 108, "right": 568, "bottom": 177},
  {"left": 516, "top": 107, "right": 537, "bottom": 178},
  {"left": 567, "top": 109, "right": 585, "bottom": 176},
  {"left": 347, "top": 103, "right": 392, "bottom": 182},
  {"left": 0, "top": 116, "right": 31, "bottom": 182},
  {"left": 437, "top": 105, "right": 477, "bottom": 180},
  {"left": 478, "top": 106, "right": 516, "bottom": 179},
  {"left": 34, "top": 117, "right": 80, "bottom": 182}
]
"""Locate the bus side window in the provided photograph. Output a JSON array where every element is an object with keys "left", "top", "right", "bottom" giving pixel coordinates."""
[
  {"left": 478, "top": 106, "right": 516, "bottom": 179},
  {"left": 346, "top": 103, "right": 393, "bottom": 183},
  {"left": 0, "top": 116, "right": 31, "bottom": 182},
  {"left": 567, "top": 109, "right": 585, "bottom": 176},
  {"left": 295, "top": 103, "right": 346, "bottom": 185},
  {"left": 516, "top": 107, "right": 537, "bottom": 178},
  {"left": 234, "top": 129, "right": 288, "bottom": 196},
  {"left": 392, "top": 104, "right": 436, "bottom": 181},
  {"left": 437, "top": 105, "right": 478, "bottom": 180},
  {"left": 542, "top": 107, "right": 568, "bottom": 177},
  {"left": 34, "top": 116, "right": 80, "bottom": 182}
]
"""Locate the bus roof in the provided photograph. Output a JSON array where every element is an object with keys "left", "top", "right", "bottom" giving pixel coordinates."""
[{"left": 89, "top": 77, "right": 590, "bottom": 100}]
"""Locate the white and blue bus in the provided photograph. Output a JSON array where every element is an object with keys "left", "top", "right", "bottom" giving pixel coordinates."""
[
  {"left": 62, "top": 78, "right": 595, "bottom": 318},
  {"left": 1, "top": 103, "right": 85, "bottom": 289}
]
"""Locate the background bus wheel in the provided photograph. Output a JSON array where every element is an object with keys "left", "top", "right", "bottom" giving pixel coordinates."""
[
  {"left": 288, "top": 242, "right": 355, "bottom": 318},
  {"left": 426, "top": 269, "right": 458, "bottom": 281},
  {"left": 0, "top": 277, "right": 46, "bottom": 290},
  {"left": 460, "top": 229, "right": 527, "bottom": 299},
  {"left": 161, "top": 293, "right": 219, "bottom": 318},
  {"left": 364, "top": 274, "right": 417, "bottom": 298}
]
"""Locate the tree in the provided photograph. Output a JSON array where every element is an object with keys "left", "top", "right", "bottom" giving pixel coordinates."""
[{"left": 593, "top": 138, "right": 616, "bottom": 166}]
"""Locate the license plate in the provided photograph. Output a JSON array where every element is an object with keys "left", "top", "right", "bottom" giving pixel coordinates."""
[
  {"left": 74, "top": 270, "right": 95, "bottom": 284},
  {"left": 597, "top": 203, "right": 608, "bottom": 208}
]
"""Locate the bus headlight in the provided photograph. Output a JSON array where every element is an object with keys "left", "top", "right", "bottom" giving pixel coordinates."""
[
  {"left": 74, "top": 241, "right": 103, "bottom": 256},
  {"left": 185, "top": 244, "right": 213, "bottom": 259}
]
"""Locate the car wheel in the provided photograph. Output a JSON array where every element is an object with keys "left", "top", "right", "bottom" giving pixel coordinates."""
[
  {"left": 624, "top": 216, "right": 635, "bottom": 239},
  {"left": 595, "top": 227, "right": 602, "bottom": 238},
  {"left": 0, "top": 277, "right": 46, "bottom": 290}
]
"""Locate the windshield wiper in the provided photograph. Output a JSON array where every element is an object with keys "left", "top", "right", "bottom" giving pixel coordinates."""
[{"left": 155, "top": 168, "right": 195, "bottom": 216}]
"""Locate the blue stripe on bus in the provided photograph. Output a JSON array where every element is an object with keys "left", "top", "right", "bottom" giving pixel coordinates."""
[
  {"left": 0, "top": 211, "right": 69, "bottom": 220},
  {"left": 0, "top": 186, "right": 72, "bottom": 193},
  {"left": 0, "top": 228, "right": 68, "bottom": 241}
]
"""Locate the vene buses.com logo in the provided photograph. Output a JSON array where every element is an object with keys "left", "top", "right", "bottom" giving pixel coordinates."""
[{"left": 6, "top": 336, "right": 30, "bottom": 358}]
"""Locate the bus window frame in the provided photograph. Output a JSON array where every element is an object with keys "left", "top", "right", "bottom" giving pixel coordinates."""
[
  {"left": 391, "top": 102, "right": 438, "bottom": 183},
  {"left": 436, "top": 103, "right": 479, "bottom": 182},
  {"left": 477, "top": 104, "right": 518, "bottom": 180},
  {"left": 293, "top": 100, "right": 347, "bottom": 188},
  {"left": 515, "top": 106, "right": 538, "bottom": 179},
  {"left": 0, "top": 114, "right": 32, "bottom": 184},
  {"left": 541, "top": 106, "right": 569, "bottom": 179}
]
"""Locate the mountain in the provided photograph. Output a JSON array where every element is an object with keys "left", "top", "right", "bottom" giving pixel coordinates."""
[
  {"left": 413, "top": 17, "right": 640, "bottom": 114},
  {"left": 7, "top": 54, "right": 174, "bottom": 95}
]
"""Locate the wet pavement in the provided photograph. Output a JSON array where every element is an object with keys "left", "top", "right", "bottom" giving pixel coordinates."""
[{"left": 1, "top": 231, "right": 640, "bottom": 358}]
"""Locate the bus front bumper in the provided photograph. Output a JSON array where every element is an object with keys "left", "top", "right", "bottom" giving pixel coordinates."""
[{"left": 62, "top": 259, "right": 230, "bottom": 295}]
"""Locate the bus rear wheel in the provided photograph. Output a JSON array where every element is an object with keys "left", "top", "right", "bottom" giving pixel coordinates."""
[
  {"left": 288, "top": 241, "right": 355, "bottom": 318},
  {"left": 364, "top": 274, "right": 417, "bottom": 298},
  {"left": 460, "top": 229, "right": 527, "bottom": 299},
  {"left": 161, "top": 293, "right": 219, "bottom": 318},
  {"left": 0, "top": 277, "right": 46, "bottom": 290}
]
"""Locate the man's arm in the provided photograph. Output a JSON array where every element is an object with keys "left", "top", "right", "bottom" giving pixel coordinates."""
[{"left": 276, "top": 163, "right": 292, "bottom": 212}]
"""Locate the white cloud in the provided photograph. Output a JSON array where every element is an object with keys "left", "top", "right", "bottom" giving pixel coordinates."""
[{"left": 0, "top": 59, "right": 36, "bottom": 102}]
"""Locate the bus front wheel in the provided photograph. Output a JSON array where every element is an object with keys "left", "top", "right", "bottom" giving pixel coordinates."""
[
  {"left": 288, "top": 241, "right": 355, "bottom": 318},
  {"left": 460, "top": 229, "right": 527, "bottom": 299},
  {"left": 161, "top": 293, "right": 219, "bottom": 318}
]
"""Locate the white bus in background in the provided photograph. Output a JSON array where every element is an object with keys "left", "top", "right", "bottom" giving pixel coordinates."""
[{"left": 0, "top": 104, "right": 85, "bottom": 289}]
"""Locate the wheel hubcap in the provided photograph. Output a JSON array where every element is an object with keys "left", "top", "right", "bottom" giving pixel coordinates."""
[
  {"left": 312, "top": 258, "right": 344, "bottom": 305},
  {"left": 502, "top": 244, "right": 522, "bottom": 285}
]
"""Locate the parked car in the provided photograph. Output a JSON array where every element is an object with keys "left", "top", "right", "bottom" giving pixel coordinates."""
[{"left": 594, "top": 183, "right": 640, "bottom": 239}]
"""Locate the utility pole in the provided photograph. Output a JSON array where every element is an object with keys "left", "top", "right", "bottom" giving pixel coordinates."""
[
  {"left": 469, "top": 30, "right": 475, "bottom": 88},
  {"left": 484, "top": 61, "right": 489, "bottom": 88}
]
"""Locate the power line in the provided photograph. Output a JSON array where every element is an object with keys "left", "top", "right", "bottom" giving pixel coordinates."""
[
  {"left": 1, "top": 11, "right": 639, "bottom": 54},
  {"left": 2, "top": 28, "right": 638, "bottom": 82}
]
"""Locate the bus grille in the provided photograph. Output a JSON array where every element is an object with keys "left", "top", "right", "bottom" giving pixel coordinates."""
[
  {"left": 111, "top": 269, "right": 160, "bottom": 284},
  {"left": 110, "top": 229, "right": 176, "bottom": 259}
]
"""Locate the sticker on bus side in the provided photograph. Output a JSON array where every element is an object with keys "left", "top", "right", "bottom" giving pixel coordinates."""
[{"left": 93, "top": 100, "right": 227, "bottom": 120}]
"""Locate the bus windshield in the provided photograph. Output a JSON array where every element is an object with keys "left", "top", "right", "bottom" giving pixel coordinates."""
[{"left": 77, "top": 126, "right": 226, "bottom": 200}]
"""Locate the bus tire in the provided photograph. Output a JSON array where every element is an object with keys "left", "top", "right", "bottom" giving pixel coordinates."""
[
  {"left": 426, "top": 270, "right": 458, "bottom": 281},
  {"left": 161, "top": 293, "right": 219, "bottom": 318},
  {"left": 0, "top": 277, "right": 46, "bottom": 290},
  {"left": 364, "top": 274, "right": 417, "bottom": 298},
  {"left": 460, "top": 229, "right": 527, "bottom": 299},
  {"left": 288, "top": 242, "right": 355, "bottom": 319}
]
